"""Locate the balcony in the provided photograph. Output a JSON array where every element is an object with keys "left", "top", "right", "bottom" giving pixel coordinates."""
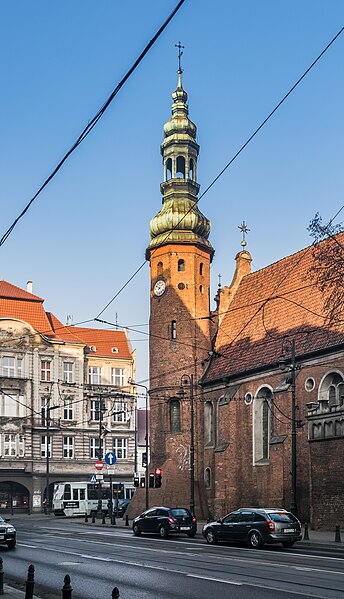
[
  {"left": 32, "top": 418, "right": 61, "bottom": 430},
  {"left": 0, "top": 368, "right": 28, "bottom": 380}
]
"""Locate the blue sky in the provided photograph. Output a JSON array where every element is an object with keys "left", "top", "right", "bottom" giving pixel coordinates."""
[{"left": 0, "top": 0, "right": 343, "bottom": 384}]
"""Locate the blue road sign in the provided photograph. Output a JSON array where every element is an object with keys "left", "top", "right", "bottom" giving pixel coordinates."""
[
  {"left": 90, "top": 474, "right": 97, "bottom": 483},
  {"left": 105, "top": 451, "right": 117, "bottom": 465}
]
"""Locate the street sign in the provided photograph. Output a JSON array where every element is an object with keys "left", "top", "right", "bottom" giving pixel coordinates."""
[
  {"left": 107, "top": 468, "right": 115, "bottom": 475},
  {"left": 90, "top": 474, "right": 97, "bottom": 483},
  {"left": 95, "top": 460, "right": 104, "bottom": 471},
  {"left": 105, "top": 451, "right": 117, "bottom": 466},
  {"left": 96, "top": 473, "right": 103, "bottom": 481}
]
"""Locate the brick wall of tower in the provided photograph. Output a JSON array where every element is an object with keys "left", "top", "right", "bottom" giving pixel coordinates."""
[{"left": 148, "top": 243, "right": 212, "bottom": 514}]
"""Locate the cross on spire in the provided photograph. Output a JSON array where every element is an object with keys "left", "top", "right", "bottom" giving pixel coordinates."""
[
  {"left": 238, "top": 221, "right": 250, "bottom": 248},
  {"left": 175, "top": 41, "right": 185, "bottom": 72}
]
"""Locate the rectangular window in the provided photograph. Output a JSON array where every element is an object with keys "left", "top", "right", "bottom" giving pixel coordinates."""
[
  {"left": 63, "top": 398, "right": 74, "bottom": 420},
  {"left": 18, "top": 434, "right": 24, "bottom": 457},
  {"left": 41, "top": 360, "right": 51, "bottom": 382},
  {"left": 4, "top": 434, "right": 16, "bottom": 456},
  {"left": 63, "top": 362, "right": 74, "bottom": 383},
  {"left": 88, "top": 366, "right": 101, "bottom": 385},
  {"left": 41, "top": 435, "right": 51, "bottom": 458},
  {"left": 0, "top": 392, "right": 25, "bottom": 418},
  {"left": 90, "top": 437, "right": 100, "bottom": 459},
  {"left": 90, "top": 400, "right": 100, "bottom": 421},
  {"left": 63, "top": 437, "right": 74, "bottom": 459},
  {"left": 113, "top": 437, "right": 127, "bottom": 459},
  {"left": 113, "top": 402, "right": 128, "bottom": 423},
  {"left": 3, "top": 357, "right": 15, "bottom": 377},
  {"left": 111, "top": 368, "right": 124, "bottom": 387}
]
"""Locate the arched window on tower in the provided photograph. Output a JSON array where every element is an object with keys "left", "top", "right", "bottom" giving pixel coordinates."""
[
  {"left": 157, "top": 261, "right": 163, "bottom": 276},
  {"left": 171, "top": 320, "right": 177, "bottom": 340},
  {"left": 165, "top": 158, "right": 172, "bottom": 181},
  {"left": 189, "top": 158, "right": 194, "bottom": 180},
  {"left": 204, "top": 467, "right": 211, "bottom": 489},
  {"left": 319, "top": 371, "right": 344, "bottom": 407},
  {"left": 170, "top": 399, "right": 181, "bottom": 432},
  {"left": 199, "top": 262, "right": 204, "bottom": 276},
  {"left": 176, "top": 156, "right": 185, "bottom": 178},
  {"left": 178, "top": 259, "right": 185, "bottom": 272}
]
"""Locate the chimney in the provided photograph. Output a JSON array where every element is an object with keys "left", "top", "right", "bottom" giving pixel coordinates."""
[{"left": 26, "top": 281, "right": 33, "bottom": 294}]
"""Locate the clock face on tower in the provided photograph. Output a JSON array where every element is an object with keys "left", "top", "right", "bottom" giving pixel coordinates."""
[{"left": 153, "top": 280, "right": 166, "bottom": 297}]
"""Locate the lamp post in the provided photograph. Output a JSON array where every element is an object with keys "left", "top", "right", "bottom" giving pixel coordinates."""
[
  {"left": 177, "top": 374, "right": 195, "bottom": 516},
  {"left": 128, "top": 379, "right": 149, "bottom": 510},
  {"left": 96, "top": 396, "right": 106, "bottom": 518},
  {"left": 45, "top": 402, "right": 59, "bottom": 515},
  {"left": 278, "top": 338, "right": 297, "bottom": 517}
]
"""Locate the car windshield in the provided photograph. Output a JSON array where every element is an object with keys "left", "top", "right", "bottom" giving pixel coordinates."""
[
  {"left": 268, "top": 512, "right": 298, "bottom": 523},
  {"left": 170, "top": 509, "right": 191, "bottom": 517},
  {"left": 0, "top": 516, "right": 4, "bottom": 523}
]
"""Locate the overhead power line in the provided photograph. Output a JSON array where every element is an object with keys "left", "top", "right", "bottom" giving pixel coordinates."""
[
  {"left": 0, "top": 0, "right": 186, "bottom": 248},
  {"left": 95, "top": 26, "right": 344, "bottom": 319}
]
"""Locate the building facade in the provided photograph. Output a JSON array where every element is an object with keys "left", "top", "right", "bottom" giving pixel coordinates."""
[{"left": 0, "top": 280, "right": 136, "bottom": 512}]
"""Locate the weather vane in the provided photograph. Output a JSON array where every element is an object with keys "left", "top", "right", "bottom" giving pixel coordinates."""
[
  {"left": 238, "top": 221, "right": 250, "bottom": 248},
  {"left": 175, "top": 41, "right": 184, "bottom": 72}
]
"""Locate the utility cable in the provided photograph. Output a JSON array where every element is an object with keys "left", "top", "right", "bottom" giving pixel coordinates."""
[{"left": 0, "top": 0, "right": 186, "bottom": 248}]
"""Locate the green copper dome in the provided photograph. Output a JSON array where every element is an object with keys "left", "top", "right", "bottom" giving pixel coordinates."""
[{"left": 146, "top": 69, "right": 214, "bottom": 259}]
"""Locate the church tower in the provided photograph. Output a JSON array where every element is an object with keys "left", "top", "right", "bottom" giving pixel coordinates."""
[{"left": 146, "top": 51, "right": 214, "bottom": 512}]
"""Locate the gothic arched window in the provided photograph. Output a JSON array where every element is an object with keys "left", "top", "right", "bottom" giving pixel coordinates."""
[
  {"left": 204, "top": 401, "right": 214, "bottom": 446},
  {"left": 157, "top": 261, "right": 163, "bottom": 276},
  {"left": 253, "top": 386, "right": 273, "bottom": 463},
  {"left": 176, "top": 156, "right": 185, "bottom": 178},
  {"left": 170, "top": 399, "right": 181, "bottom": 432},
  {"left": 204, "top": 467, "right": 211, "bottom": 488},
  {"left": 171, "top": 320, "right": 177, "bottom": 340},
  {"left": 319, "top": 372, "right": 344, "bottom": 407},
  {"left": 199, "top": 262, "right": 203, "bottom": 276}
]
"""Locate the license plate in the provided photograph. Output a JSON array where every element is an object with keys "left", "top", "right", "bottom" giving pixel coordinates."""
[
  {"left": 0, "top": 535, "right": 4, "bottom": 540},
  {"left": 283, "top": 529, "right": 296, "bottom": 533},
  {"left": 180, "top": 526, "right": 190, "bottom": 531}
]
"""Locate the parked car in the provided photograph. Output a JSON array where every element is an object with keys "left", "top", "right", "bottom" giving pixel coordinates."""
[
  {"left": 202, "top": 508, "right": 302, "bottom": 549},
  {"left": 0, "top": 515, "right": 16, "bottom": 549},
  {"left": 114, "top": 498, "right": 130, "bottom": 517},
  {"left": 133, "top": 506, "right": 197, "bottom": 538}
]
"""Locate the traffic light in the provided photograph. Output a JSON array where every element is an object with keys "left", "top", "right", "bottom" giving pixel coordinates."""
[
  {"left": 133, "top": 476, "right": 139, "bottom": 488},
  {"left": 154, "top": 468, "right": 162, "bottom": 488},
  {"left": 149, "top": 473, "right": 155, "bottom": 488},
  {"left": 142, "top": 452, "right": 147, "bottom": 468},
  {"left": 140, "top": 477, "right": 146, "bottom": 488}
]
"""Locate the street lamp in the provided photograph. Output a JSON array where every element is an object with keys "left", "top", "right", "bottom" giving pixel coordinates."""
[
  {"left": 128, "top": 378, "right": 149, "bottom": 510},
  {"left": 44, "top": 401, "right": 59, "bottom": 515},
  {"left": 177, "top": 374, "right": 195, "bottom": 516},
  {"left": 278, "top": 338, "right": 298, "bottom": 517}
]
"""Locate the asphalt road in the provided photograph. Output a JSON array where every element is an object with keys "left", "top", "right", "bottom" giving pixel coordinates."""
[{"left": 1, "top": 517, "right": 344, "bottom": 599}]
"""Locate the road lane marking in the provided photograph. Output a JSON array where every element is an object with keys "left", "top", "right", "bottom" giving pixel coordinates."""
[{"left": 187, "top": 575, "right": 242, "bottom": 585}]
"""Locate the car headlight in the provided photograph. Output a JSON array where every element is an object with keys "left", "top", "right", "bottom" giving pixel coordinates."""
[{"left": 6, "top": 526, "right": 15, "bottom": 533}]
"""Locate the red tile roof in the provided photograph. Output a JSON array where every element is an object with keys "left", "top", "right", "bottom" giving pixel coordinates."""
[
  {"left": 203, "top": 234, "right": 344, "bottom": 384},
  {"left": 0, "top": 280, "right": 43, "bottom": 302},
  {"left": 72, "top": 327, "right": 132, "bottom": 359}
]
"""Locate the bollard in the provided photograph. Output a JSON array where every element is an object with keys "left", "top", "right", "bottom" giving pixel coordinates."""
[
  {"left": 112, "top": 514, "right": 116, "bottom": 526},
  {"left": 25, "top": 564, "right": 35, "bottom": 599},
  {"left": 102, "top": 513, "right": 106, "bottom": 525},
  {"left": 303, "top": 522, "right": 309, "bottom": 540},
  {"left": 335, "top": 525, "right": 341, "bottom": 543},
  {"left": 0, "top": 557, "right": 3, "bottom": 595},
  {"left": 62, "top": 574, "right": 73, "bottom": 599},
  {"left": 125, "top": 514, "right": 129, "bottom": 527},
  {"left": 92, "top": 513, "right": 96, "bottom": 524},
  {"left": 85, "top": 513, "right": 88, "bottom": 523},
  {"left": 112, "top": 587, "right": 120, "bottom": 598}
]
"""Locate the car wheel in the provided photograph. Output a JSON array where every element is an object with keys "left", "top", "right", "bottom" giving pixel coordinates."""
[
  {"left": 133, "top": 524, "right": 141, "bottom": 536},
  {"left": 187, "top": 530, "right": 196, "bottom": 538},
  {"left": 205, "top": 528, "right": 217, "bottom": 544},
  {"left": 7, "top": 541, "right": 16, "bottom": 550},
  {"left": 282, "top": 540, "right": 294, "bottom": 548},
  {"left": 159, "top": 525, "right": 169, "bottom": 539},
  {"left": 249, "top": 531, "right": 263, "bottom": 548}
]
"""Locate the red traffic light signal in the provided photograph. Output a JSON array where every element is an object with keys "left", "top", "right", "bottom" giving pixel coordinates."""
[{"left": 154, "top": 468, "right": 162, "bottom": 488}]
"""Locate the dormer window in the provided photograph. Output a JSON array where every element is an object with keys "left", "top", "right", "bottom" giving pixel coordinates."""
[
  {"left": 89, "top": 345, "right": 96, "bottom": 352},
  {"left": 111, "top": 347, "right": 119, "bottom": 354}
]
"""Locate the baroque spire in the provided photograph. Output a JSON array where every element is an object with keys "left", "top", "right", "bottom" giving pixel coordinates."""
[{"left": 146, "top": 47, "right": 214, "bottom": 260}]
